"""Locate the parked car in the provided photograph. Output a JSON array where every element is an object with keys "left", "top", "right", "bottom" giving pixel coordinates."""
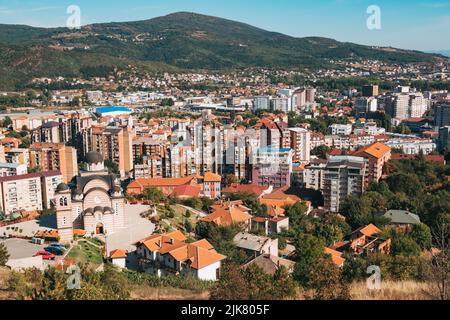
[
  {"left": 48, "top": 243, "right": 66, "bottom": 251},
  {"left": 34, "top": 250, "right": 56, "bottom": 260},
  {"left": 44, "top": 246, "right": 65, "bottom": 256}
]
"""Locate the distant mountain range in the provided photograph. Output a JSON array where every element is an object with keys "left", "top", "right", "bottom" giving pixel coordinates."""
[
  {"left": 427, "top": 50, "right": 450, "bottom": 57},
  {"left": 0, "top": 11, "right": 447, "bottom": 90}
]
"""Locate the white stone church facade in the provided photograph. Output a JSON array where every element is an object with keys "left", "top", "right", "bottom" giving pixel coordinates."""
[{"left": 55, "top": 151, "right": 126, "bottom": 243}]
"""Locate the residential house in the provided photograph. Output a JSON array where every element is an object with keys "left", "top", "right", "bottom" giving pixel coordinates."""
[
  {"left": 251, "top": 216, "right": 289, "bottom": 235},
  {"left": 200, "top": 200, "right": 253, "bottom": 229},
  {"left": 324, "top": 247, "right": 346, "bottom": 268},
  {"left": 135, "top": 231, "right": 226, "bottom": 281},
  {"left": 233, "top": 232, "right": 279, "bottom": 258},
  {"left": 348, "top": 224, "right": 391, "bottom": 255},
  {"left": 243, "top": 254, "right": 295, "bottom": 275},
  {"left": 222, "top": 184, "right": 273, "bottom": 198},
  {"left": 382, "top": 210, "right": 421, "bottom": 233},
  {"left": 109, "top": 249, "right": 128, "bottom": 269}
]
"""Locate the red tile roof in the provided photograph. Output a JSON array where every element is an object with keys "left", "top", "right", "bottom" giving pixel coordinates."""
[
  {"left": 222, "top": 183, "right": 270, "bottom": 197},
  {"left": 110, "top": 249, "right": 128, "bottom": 259},
  {"left": 170, "top": 185, "right": 202, "bottom": 198}
]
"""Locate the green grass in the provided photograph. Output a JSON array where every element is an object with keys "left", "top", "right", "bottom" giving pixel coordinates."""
[{"left": 67, "top": 240, "right": 104, "bottom": 268}]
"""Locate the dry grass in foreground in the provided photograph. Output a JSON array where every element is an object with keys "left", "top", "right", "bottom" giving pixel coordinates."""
[
  {"left": 130, "top": 285, "right": 210, "bottom": 300},
  {"left": 350, "top": 281, "right": 430, "bottom": 300},
  {"left": 0, "top": 267, "right": 437, "bottom": 301}
]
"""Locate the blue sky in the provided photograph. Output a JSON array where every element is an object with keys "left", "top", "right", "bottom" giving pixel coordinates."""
[{"left": 0, "top": 0, "right": 449, "bottom": 51}]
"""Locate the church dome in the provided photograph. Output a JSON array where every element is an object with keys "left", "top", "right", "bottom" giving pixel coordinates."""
[
  {"left": 56, "top": 183, "right": 69, "bottom": 192},
  {"left": 85, "top": 151, "right": 103, "bottom": 164}
]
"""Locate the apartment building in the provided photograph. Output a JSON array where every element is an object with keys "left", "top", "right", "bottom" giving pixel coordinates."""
[
  {"left": 0, "top": 163, "right": 28, "bottom": 177},
  {"left": 132, "top": 137, "right": 166, "bottom": 163},
  {"left": 362, "top": 85, "right": 379, "bottom": 97},
  {"left": 29, "top": 143, "right": 78, "bottom": 183},
  {"left": 323, "top": 156, "right": 367, "bottom": 212},
  {"left": 133, "top": 157, "right": 164, "bottom": 179},
  {"left": 82, "top": 125, "right": 134, "bottom": 177},
  {"left": 0, "top": 170, "right": 62, "bottom": 216},
  {"left": 385, "top": 93, "right": 428, "bottom": 120},
  {"left": 192, "top": 120, "right": 219, "bottom": 175},
  {"left": 4, "top": 148, "right": 29, "bottom": 165},
  {"left": 289, "top": 128, "right": 311, "bottom": 164},
  {"left": 253, "top": 96, "right": 271, "bottom": 111},
  {"left": 435, "top": 105, "right": 450, "bottom": 127},
  {"left": 329, "top": 124, "right": 353, "bottom": 136},
  {"left": 252, "top": 147, "right": 293, "bottom": 188},
  {"left": 356, "top": 97, "right": 378, "bottom": 116},
  {"left": 353, "top": 142, "right": 391, "bottom": 184},
  {"left": 302, "top": 159, "right": 328, "bottom": 190},
  {"left": 164, "top": 144, "right": 197, "bottom": 178},
  {"left": 438, "top": 126, "right": 450, "bottom": 151},
  {"left": 31, "top": 121, "right": 62, "bottom": 144},
  {"left": 386, "top": 139, "right": 436, "bottom": 155}
]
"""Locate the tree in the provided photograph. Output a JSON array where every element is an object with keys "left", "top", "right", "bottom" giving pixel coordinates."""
[
  {"left": 387, "top": 173, "right": 422, "bottom": 198},
  {"left": 99, "top": 264, "right": 130, "bottom": 300},
  {"left": 391, "top": 234, "right": 421, "bottom": 257},
  {"left": 307, "top": 256, "right": 350, "bottom": 300},
  {"left": 224, "top": 174, "right": 238, "bottom": 187},
  {"left": 0, "top": 243, "right": 9, "bottom": 266},
  {"left": 1, "top": 116, "right": 12, "bottom": 128},
  {"left": 284, "top": 202, "right": 308, "bottom": 230},
  {"left": 104, "top": 159, "right": 119, "bottom": 175},
  {"left": 184, "top": 219, "right": 193, "bottom": 233},
  {"left": 142, "top": 187, "right": 166, "bottom": 204},
  {"left": 6, "top": 131, "right": 21, "bottom": 139},
  {"left": 424, "top": 218, "right": 450, "bottom": 300},
  {"left": 292, "top": 233, "right": 325, "bottom": 287},
  {"left": 227, "top": 193, "right": 268, "bottom": 217},
  {"left": 410, "top": 223, "right": 433, "bottom": 250},
  {"left": 210, "top": 263, "right": 249, "bottom": 300},
  {"left": 311, "top": 145, "right": 331, "bottom": 159}
]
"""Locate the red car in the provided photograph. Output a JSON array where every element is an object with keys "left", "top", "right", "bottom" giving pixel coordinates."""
[{"left": 34, "top": 250, "right": 56, "bottom": 260}]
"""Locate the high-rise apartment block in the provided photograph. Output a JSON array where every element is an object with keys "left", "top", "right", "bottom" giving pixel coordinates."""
[
  {"left": 323, "top": 156, "right": 367, "bottom": 212},
  {"left": 29, "top": 143, "right": 78, "bottom": 183}
]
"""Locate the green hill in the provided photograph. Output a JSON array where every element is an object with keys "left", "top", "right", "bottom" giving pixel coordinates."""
[{"left": 0, "top": 12, "right": 445, "bottom": 90}]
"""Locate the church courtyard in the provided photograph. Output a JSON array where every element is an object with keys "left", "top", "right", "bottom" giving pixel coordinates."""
[
  {"left": 96, "top": 203, "right": 156, "bottom": 253},
  {"left": 0, "top": 204, "right": 155, "bottom": 261}
]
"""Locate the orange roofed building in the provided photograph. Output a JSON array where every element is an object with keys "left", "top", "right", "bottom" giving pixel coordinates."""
[
  {"left": 259, "top": 187, "right": 308, "bottom": 210},
  {"left": 127, "top": 173, "right": 221, "bottom": 199},
  {"left": 222, "top": 183, "right": 273, "bottom": 198},
  {"left": 324, "top": 247, "right": 346, "bottom": 267},
  {"left": 135, "top": 231, "right": 226, "bottom": 281},
  {"left": 348, "top": 224, "right": 391, "bottom": 255},
  {"left": 200, "top": 200, "right": 253, "bottom": 229},
  {"left": 353, "top": 142, "right": 391, "bottom": 184}
]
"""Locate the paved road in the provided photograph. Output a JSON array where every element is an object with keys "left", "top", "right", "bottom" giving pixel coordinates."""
[
  {"left": 0, "top": 238, "right": 46, "bottom": 260},
  {"left": 0, "top": 215, "right": 56, "bottom": 238},
  {"left": 177, "top": 204, "right": 207, "bottom": 218},
  {"left": 102, "top": 204, "right": 156, "bottom": 253},
  {"left": 1, "top": 205, "right": 155, "bottom": 259}
]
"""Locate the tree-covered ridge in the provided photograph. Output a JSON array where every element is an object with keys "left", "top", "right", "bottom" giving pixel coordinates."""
[{"left": 0, "top": 12, "right": 445, "bottom": 90}]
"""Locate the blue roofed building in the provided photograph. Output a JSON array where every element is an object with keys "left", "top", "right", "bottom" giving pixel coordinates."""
[{"left": 95, "top": 106, "right": 133, "bottom": 117}]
